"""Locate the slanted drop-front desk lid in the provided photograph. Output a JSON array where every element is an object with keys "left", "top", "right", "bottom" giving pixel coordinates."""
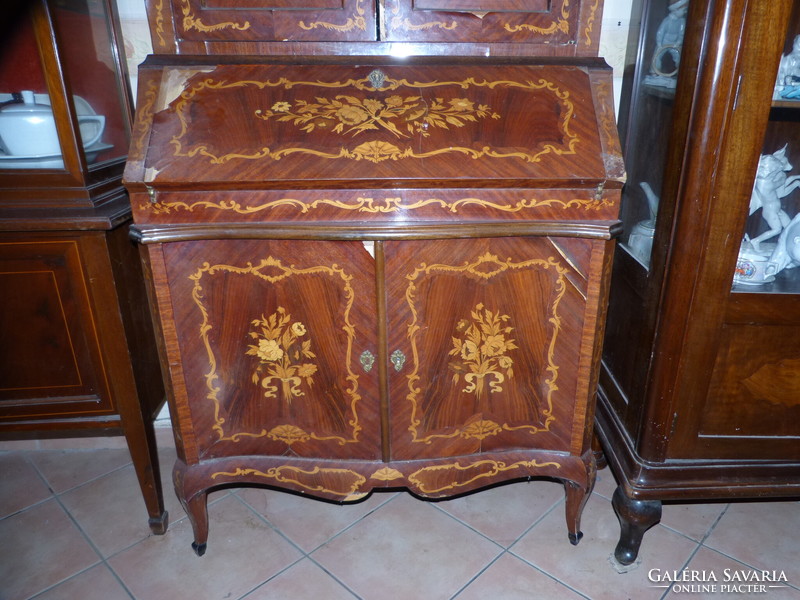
[{"left": 125, "top": 56, "right": 624, "bottom": 230}]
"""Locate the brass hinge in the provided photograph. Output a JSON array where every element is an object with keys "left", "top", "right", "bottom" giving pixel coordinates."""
[
  {"left": 595, "top": 182, "right": 605, "bottom": 201},
  {"left": 145, "top": 185, "right": 157, "bottom": 204}
]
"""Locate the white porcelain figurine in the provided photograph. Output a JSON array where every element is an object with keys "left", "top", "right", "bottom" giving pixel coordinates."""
[
  {"left": 735, "top": 146, "right": 800, "bottom": 285},
  {"left": 644, "top": 0, "right": 689, "bottom": 89},
  {"left": 776, "top": 35, "right": 800, "bottom": 99}
]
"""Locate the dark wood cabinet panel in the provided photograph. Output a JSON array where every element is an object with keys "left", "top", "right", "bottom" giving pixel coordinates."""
[{"left": 0, "top": 239, "right": 107, "bottom": 413}]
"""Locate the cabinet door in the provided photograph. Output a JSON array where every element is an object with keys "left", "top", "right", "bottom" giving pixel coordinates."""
[
  {"left": 385, "top": 237, "right": 594, "bottom": 460},
  {"left": 381, "top": 0, "right": 602, "bottom": 54},
  {"left": 155, "top": 239, "right": 381, "bottom": 461},
  {"left": 0, "top": 236, "right": 114, "bottom": 419},
  {"left": 160, "top": 0, "right": 377, "bottom": 48}
]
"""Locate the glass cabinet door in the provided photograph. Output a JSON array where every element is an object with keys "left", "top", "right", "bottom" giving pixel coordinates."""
[
  {"left": 0, "top": 9, "right": 61, "bottom": 170},
  {"left": 0, "top": 0, "right": 130, "bottom": 174},
  {"left": 733, "top": 5, "right": 800, "bottom": 293},
  {"left": 617, "top": 0, "right": 689, "bottom": 267},
  {"left": 49, "top": 0, "right": 130, "bottom": 168}
]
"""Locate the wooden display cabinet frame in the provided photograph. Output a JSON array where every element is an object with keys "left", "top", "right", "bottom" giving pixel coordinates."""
[{"left": 596, "top": 0, "right": 800, "bottom": 565}]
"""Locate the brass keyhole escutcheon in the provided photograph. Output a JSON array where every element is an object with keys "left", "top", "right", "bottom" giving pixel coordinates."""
[
  {"left": 390, "top": 349, "right": 406, "bottom": 372},
  {"left": 360, "top": 350, "right": 375, "bottom": 373},
  {"left": 368, "top": 69, "right": 386, "bottom": 90}
]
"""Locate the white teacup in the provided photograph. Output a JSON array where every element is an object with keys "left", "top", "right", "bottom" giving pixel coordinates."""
[{"left": 733, "top": 247, "right": 775, "bottom": 285}]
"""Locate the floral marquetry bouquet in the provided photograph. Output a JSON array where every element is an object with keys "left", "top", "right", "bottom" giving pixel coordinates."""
[
  {"left": 256, "top": 95, "right": 500, "bottom": 139},
  {"left": 448, "top": 303, "right": 518, "bottom": 401},
  {"left": 246, "top": 307, "right": 318, "bottom": 403}
]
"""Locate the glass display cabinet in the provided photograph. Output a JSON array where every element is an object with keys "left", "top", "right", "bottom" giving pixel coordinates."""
[
  {"left": 0, "top": 0, "right": 167, "bottom": 535},
  {"left": 596, "top": 0, "right": 800, "bottom": 565}
]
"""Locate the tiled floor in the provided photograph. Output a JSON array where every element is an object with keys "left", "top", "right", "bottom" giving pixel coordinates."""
[{"left": 1, "top": 435, "right": 799, "bottom": 600}]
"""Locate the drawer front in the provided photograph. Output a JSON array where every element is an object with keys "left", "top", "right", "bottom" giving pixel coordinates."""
[
  {"left": 385, "top": 236, "right": 601, "bottom": 460},
  {"left": 152, "top": 238, "right": 382, "bottom": 461}
]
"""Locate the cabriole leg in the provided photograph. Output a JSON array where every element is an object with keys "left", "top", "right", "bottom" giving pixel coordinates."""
[
  {"left": 611, "top": 485, "right": 662, "bottom": 565},
  {"left": 181, "top": 492, "right": 209, "bottom": 557},
  {"left": 174, "top": 466, "right": 209, "bottom": 556},
  {"left": 564, "top": 478, "right": 593, "bottom": 545}
]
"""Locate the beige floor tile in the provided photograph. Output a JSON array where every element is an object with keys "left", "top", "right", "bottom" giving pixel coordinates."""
[
  {"left": 153, "top": 444, "right": 190, "bottom": 523},
  {"left": 34, "top": 435, "right": 129, "bottom": 451},
  {"left": 0, "top": 499, "right": 100, "bottom": 600},
  {"left": 660, "top": 501, "right": 729, "bottom": 542},
  {"left": 238, "top": 486, "right": 396, "bottom": 552},
  {"left": 312, "top": 493, "right": 502, "bottom": 600},
  {"left": 243, "top": 558, "right": 358, "bottom": 599},
  {"left": 592, "top": 467, "right": 619, "bottom": 501},
  {"left": 703, "top": 501, "right": 800, "bottom": 581},
  {"left": 109, "top": 494, "right": 302, "bottom": 600},
  {"left": 672, "top": 546, "right": 800, "bottom": 599},
  {"left": 33, "top": 564, "right": 133, "bottom": 600},
  {"left": 511, "top": 492, "right": 698, "bottom": 600},
  {"left": 28, "top": 448, "right": 132, "bottom": 493},
  {"left": 59, "top": 464, "right": 167, "bottom": 557},
  {"left": 0, "top": 453, "right": 52, "bottom": 518},
  {"left": 435, "top": 479, "right": 564, "bottom": 547},
  {"left": 455, "top": 553, "right": 586, "bottom": 599}
]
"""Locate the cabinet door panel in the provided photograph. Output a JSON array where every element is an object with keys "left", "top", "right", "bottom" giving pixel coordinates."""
[
  {"left": 170, "top": 0, "right": 376, "bottom": 43},
  {"left": 0, "top": 238, "right": 111, "bottom": 418},
  {"left": 160, "top": 239, "right": 381, "bottom": 460},
  {"left": 385, "top": 237, "right": 588, "bottom": 460},
  {"left": 684, "top": 323, "right": 800, "bottom": 460},
  {"left": 382, "top": 0, "right": 601, "bottom": 54}
]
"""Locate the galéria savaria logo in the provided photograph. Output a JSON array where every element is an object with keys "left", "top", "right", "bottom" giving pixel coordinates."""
[{"left": 648, "top": 568, "right": 792, "bottom": 594}]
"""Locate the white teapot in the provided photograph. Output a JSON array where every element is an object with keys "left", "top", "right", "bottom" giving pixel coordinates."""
[{"left": 0, "top": 90, "right": 104, "bottom": 156}]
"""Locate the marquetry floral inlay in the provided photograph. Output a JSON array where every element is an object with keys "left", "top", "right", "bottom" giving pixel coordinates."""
[
  {"left": 247, "top": 307, "right": 317, "bottom": 404},
  {"left": 257, "top": 96, "right": 500, "bottom": 139},
  {"left": 449, "top": 304, "right": 518, "bottom": 401}
]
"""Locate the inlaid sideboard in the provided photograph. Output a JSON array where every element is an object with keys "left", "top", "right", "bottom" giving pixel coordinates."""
[{"left": 125, "top": 54, "right": 623, "bottom": 554}]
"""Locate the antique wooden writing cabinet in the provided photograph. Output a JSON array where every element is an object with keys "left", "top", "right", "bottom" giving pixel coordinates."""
[{"left": 129, "top": 0, "right": 622, "bottom": 555}]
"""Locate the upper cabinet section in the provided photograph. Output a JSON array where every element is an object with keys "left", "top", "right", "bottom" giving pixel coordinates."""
[{"left": 145, "top": 0, "right": 603, "bottom": 56}]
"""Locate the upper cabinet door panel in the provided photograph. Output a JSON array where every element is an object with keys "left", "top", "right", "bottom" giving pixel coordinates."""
[
  {"left": 165, "top": 0, "right": 377, "bottom": 44},
  {"left": 381, "top": 0, "right": 603, "bottom": 55},
  {"left": 157, "top": 238, "right": 382, "bottom": 461}
]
